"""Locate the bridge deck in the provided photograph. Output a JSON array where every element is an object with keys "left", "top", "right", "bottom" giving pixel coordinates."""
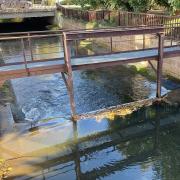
[
  {"left": 0, "top": 6, "right": 56, "bottom": 19},
  {"left": 0, "top": 46, "right": 179, "bottom": 74}
]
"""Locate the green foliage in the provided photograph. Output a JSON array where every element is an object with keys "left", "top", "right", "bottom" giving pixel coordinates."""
[
  {"left": 71, "top": 0, "right": 153, "bottom": 11},
  {"left": 169, "top": 0, "right": 180, "bottom": 12},
  {"left": 155, "top": 0, "right": 170, "bottom": 7},
  {"left": 73, "top": 0, "right": 88, "bottom": 9},
  {"left": 60, "top": 0, "right": 74, "bottom": 5},
  {"left": 155, "top": 0, "right": 180, "bottom": 13},
  {"left": 68, "top": 0, "right": 180, "bottom": 13},
  {"left": 129, "top": 0, "right": 154, "bottom": 12}
]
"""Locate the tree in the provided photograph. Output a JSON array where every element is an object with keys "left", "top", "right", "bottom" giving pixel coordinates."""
[
  {"left": 73, "top": 0, "right": 180, "bottom": 13},
  {"left": 74, "top": 0, "right": 88, "bottom": 9},
  {"left": 129, "top": 0, "right": 154, "bottom": 12},
  {"left": 169, "top": 0, "right": 180, "bottom": 13},
  {"left": 156, "top": 0, "right": 180, "bottom": 13}
]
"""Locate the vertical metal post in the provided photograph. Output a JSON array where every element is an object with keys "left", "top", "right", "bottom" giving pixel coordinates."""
[
  {"left": 28, "top": 33, "right": 34, "bottom": 61},
  {"left": 154, "top": 114, "right": 160, "bottom": 153},
  {"left": 118, "top": 11, "right": 120, "bottom": 26},
  {"left": 75, "top": 40, "right": 78, "bottom": 57},
  {"left": 63, "top": 33, "right": 76, "bottom": 119},
  {"left": 73, "top": 122, "right": 81, "bottom": 180},
  {"left": 143, "top": 34, "right": 146, "bottom": 49},
  {"left": 110, "top": 37, "right": 113, "bottom": 53},
  {"left": 21, "top": 38, "right": 30, "bottom": 76},
  {"left": 156, "top": 33, "right": 164, "bottom": 98}
]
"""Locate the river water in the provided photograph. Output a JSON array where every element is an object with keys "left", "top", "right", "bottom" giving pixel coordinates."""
[
  {"left": 0, "top": 28, "right": 180, "bottom": 179},
  {"left": 1, "top": 36, "right": 179, "bottom": 122}
]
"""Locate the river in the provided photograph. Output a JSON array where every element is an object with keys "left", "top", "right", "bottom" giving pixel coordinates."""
[
  {"left": 0, "top": 22, "right": 180, "bottom": 180},
  {"left": 1, "top": 35, "right": 179, "bottom": 122}
]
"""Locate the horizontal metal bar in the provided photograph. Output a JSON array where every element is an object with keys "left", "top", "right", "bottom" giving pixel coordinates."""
[
  {"left": 0, "top": 34, "right": 63, "bottom": 41},
  {"left": 72, "top": 56, "right": 158, "bottom": 71},
  {"left": 64, "top": 27, "right": 164, "bottom": 40}
]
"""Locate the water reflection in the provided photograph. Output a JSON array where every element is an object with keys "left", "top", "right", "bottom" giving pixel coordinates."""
[
  {"left": 0, "top": 36, "right": 63, "bottom": 65},
  {"left": 0, "top": 102, "right": 180, "bottom": 179}
]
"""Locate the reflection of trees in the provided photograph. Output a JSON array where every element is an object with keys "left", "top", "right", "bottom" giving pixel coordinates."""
[
  {"left": 110, "top": 103, "right": 180, "bottom": 180},
  {"left": 109, "top": 102, "right": 179, "bottom": 130},
  {"left": 7, "top": 103, "right": 180, "bottom": 179},
  {"left": 153, "top": 127, "right": 180, "bottom": 180}
]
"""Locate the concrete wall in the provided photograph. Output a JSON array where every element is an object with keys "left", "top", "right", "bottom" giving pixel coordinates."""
[{"left": 163, "top": 57, "right": 180, "bottom": 79}]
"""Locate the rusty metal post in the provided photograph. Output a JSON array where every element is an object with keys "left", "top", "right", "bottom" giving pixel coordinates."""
[
  {"left": 73, "top": 121, "right": 81, "bottom": 180},
  {"left": 143, "top": 34, "right": 146, "bottom": 49},
  {"left": 110, "top": 37, "right": 113, "bottom": 53},
  {"left": 118, "top": 11, "right": 120, "bottom": 26},
  {"left": 156, "top": 33, "right": 164, "bottom": 98},
  {"left": 28, "top": 33, "right": 34, "bottom": 61},
  {"left": 63, "top": 33, "right": 76, "bottom": 119},
  {"left": 21, "top": 38, "right": 30, "bottom": 76},
  {"left": 75, "top": 40, "right": 78, "bottom": 57}
]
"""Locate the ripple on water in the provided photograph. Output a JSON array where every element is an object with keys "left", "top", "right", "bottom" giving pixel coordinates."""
[{"left": 11, "top": 66, "right": 169, "bottom": 122}]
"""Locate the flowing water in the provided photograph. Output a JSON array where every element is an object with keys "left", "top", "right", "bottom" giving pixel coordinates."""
[
  {"left": 0, "top": 100, "right": 180, "bottom": 179},
  {"left": 0, "top": 30, "right": 180, "bottom": 180},
  {"left": 1, "top": 37, "right": 179, "bottom": 122}
]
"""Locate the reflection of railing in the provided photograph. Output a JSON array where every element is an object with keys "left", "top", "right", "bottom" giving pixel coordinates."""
[{"left": 10, "top": 107, "right": 179, "bottom": 180}]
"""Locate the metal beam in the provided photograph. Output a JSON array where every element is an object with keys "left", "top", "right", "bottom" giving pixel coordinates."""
[
  {"left": 63, "top": 33, "right": 76, "bottom": 119},
  {"left": 64, "top": 27, "right": 164, "bottom": 40},
  {"left": 156, "top": 33, "right": 164, "bottom": 98}
]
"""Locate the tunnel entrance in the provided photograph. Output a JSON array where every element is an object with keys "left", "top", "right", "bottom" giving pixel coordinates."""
[{"left": 0, "top": 17, "right": 53, "bottom": 33}]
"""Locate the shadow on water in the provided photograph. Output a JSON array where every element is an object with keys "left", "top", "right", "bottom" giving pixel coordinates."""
[{"left": 0, "top": 101, "right": 179, "bottom": 179}]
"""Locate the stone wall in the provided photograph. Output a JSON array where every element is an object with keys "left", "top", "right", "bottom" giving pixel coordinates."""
[{"left": 163, "top": 57, "right": 180, "bottom": 79}]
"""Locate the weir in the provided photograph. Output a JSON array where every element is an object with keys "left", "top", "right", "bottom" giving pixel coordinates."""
[{"left": 0, "top": 27, "right": 179, "bottom": 119}]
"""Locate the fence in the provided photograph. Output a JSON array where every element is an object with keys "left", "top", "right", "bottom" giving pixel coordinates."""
[{"left": 57, "top": 4, "right": 180, "bottom": 41}]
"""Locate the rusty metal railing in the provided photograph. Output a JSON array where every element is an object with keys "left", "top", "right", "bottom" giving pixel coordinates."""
[
  {"left": 0, "top": 27, "right": 179, "bottom": 119},
  {"left": 57, "top": 4, "right": 180, "bottom": 42},
  {"left": 0, "top": 26, "right": 179, "bottom": 68}
]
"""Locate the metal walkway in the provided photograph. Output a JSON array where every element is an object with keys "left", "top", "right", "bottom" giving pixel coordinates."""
[
  {"left": 0, "top": 46, "right": 179, "bottom": 73},
  {"left": 0, "top": 27, "right": 179, "bottom": 118}
]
